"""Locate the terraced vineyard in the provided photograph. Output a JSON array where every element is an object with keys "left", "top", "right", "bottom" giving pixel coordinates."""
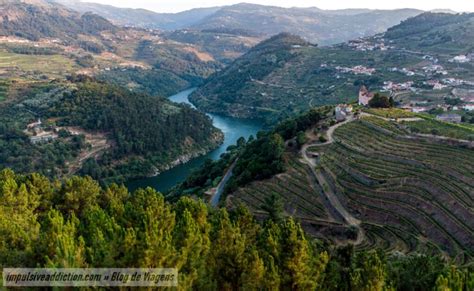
[
  {"left": 322, "top": 118, "right": 473, "bottom": 261},
  {"left": 0, "top": 80, "right": 8, "bottom": 101},
  {"left": 229, "top": 115, "right": 473, "bottom": 261},
  {"left": 229, "top": 154, "right": 355, "bottom": 242}
]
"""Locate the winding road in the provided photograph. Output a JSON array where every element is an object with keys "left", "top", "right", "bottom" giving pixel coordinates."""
[{"left": 300, "top": 115, "right": 364, "bottom": 245}]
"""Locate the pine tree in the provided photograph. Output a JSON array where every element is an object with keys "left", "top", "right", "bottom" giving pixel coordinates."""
[
  {"left": 209, "top": 209, "right": 248, "bottom": 290},
  {"left": 435, "top": 266, "right": 469, "bottom": 291},
  {"left": 138, "top": 191, "right": 176, "bottom": 268},
  {"left": 241, "top": 249, "right": 266, "bottom": 290},
  {"left": 0, "top": 170, "right": 40, "bottom": 267},
  {"left": 81, "top": 207, "right": 123, "bottom": 267},
  {"left": 350, "top": 251, "right": 387, "bottom": 291},
  {"left": 43, "top": 210, "right": 87, "bottom": 268},
  {"left": 280, "top": 219, "right": 328, "bottom": 290}
]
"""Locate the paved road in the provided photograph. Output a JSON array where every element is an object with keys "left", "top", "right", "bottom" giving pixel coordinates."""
[
  {"left": 210, "top": 159, "right": 238, "bottom": 207},
  {"left": 300, "top": 115, "right": 364, "bottom": 244}
]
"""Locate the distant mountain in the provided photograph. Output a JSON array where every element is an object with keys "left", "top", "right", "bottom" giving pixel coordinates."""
[
  {"left": 191, "top": 3, "right": 423, "bottom": 45},
  {"left": 190, "top": 11, "right": 474, "bottom": 122},
  {"left": 0, "top": 0, "right": 240, "bottom": 92},
  {"left": 162, "top": 29, "right": 262, "bottom": 64},
  {"left": 0, "top": 0, "right": 116, "bottom": 41},
  {"left": 384, "top": 12, "right": 474, "bottom": 54},
  {"left": 52, "top": 0, "right": 221, "bottom": 30},
  {"left": 53, "top": 1, "right": 422, "bottom": 45}
]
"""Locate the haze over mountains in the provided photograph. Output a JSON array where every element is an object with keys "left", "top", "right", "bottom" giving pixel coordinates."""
[{"left": 52, "top": 0, "right": 423, "bottom": 45}]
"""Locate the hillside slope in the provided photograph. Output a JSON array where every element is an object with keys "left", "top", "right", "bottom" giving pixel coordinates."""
[
  {"left": 191, "top": 12, "right": 474, "bottom": 122},
  {"left": 193, "top": 3, "right": 422, "bottom": 45},
  {"left": 173, "top": 108, "right": 474, "bottom": 261},
  {"left": 0, "top": 0, "right": 240, "bottom": 94},
  {"left": 0, "top": 0, "right": 116, "bottom": 41},
  {"left": 2, "top": 168, "right": 472, "bottom": 289},
  {"left": 384, "top": 12, "right": 474, "bottom": 54},
  {"left": 189, "top": 33, "right": 316, "bottom": 121},
  {"left": 0, "top": 79, "right": 223, "bottom": 183},
  {"left": 233, "top": 115, "right": 474, "bottom": 260},
  {"left": 53, "top": 1, "right": 421, "bottom": 45},
  {"left": 52, "top": 0, "right": 221, "bottom": 30}
]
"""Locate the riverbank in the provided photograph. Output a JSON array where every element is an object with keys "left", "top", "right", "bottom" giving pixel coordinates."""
[
  {"left": 127, "top": 89, "right": 262, "bottom": 193},
  {"left": 149, "top": 130, "right": 224, "bottom": 176}
]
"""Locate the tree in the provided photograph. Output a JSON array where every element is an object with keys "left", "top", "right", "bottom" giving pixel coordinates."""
[
  {"left": 43, "top": 210, "right": 87, "bottom": 268},
  {"left": 389, "top": 96, "right": 395, "bottom": 107},
  {"left": 369, "top": 93, "right": 391, "bottom": 108},
  {"left": 172, "top": 198, "right": 211, "bottom": 289},
  {"left": 56, "top": 176, "right": 101, "bottom": 217},
  {"left": 296, "top": 131, "right": 307, "bottom": 148},
  {"left": 435, "top": 266, "right": 472, "bottom": 291},
  {"left": 209, "top": 209, "right": 247, "bottom": 290},
  {"left": 241, "top": 249, "right": 266, "bottom": 290},
  {"left": 0, "top": 170, "right": 40, "bottom": 267},
  {"left": 261, "top": 193, "right": 285, "bottom": 223},
  {"left": 0, "top": 169, "right": 471, "bottom": 290},
  {"left": 280, "top": 219, "right": 328, "bottom": 290},
  {"left": 387, "top": 254, "right": 447, "bottom": 290},
  {"left": 350, "top": 251, "right": 387, "bottom": 291}
]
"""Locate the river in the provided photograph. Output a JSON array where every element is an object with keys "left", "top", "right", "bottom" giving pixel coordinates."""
[{"left": 127, "top": 88, "right": 262, "bottom": 193}]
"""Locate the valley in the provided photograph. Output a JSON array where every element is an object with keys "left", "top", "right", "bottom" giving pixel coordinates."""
[
  {"left": 0, "top": 0, "right": 473, "bottom": 288},
  {"left": 53, "top": 1, "right": 423, "bottom": 45},
  {"left": 192, "top": 14, "right": 474, "bottom": 123},
  {"left": 127, "top": 88, "right": 262, "bottom": 192}
]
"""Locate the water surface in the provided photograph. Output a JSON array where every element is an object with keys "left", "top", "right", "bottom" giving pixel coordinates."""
[{"left": 127, "top": 88, "right": 262, "bottom": 192}]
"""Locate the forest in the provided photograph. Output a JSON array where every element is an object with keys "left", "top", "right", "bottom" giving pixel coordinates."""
[
  {"left": 0, "top": 78, "right": 222, "bottom": 183},
  {"left": 50, "top": 78, "right": 222, "bottom": 183},
  {"left": 0, "top": 169, "right": 472, "bottom": 290},
  {"left": 171, "top": 106, "right": 330, "bottom": 198}
]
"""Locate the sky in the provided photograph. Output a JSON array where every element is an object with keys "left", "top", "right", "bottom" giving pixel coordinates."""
[{"left": 85, "top": 0, "right": 474, "bottom": 13}]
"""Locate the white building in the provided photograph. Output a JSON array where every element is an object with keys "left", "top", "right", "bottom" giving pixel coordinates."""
[
  {"left": 335, "top": 104, "right": 353, "bottom": 121},
  {"left": 463, "top": 104, "right": 474, "bottom": 111},
  {"left": 450, "top": 55, "right": 471, "bottom": 63}
]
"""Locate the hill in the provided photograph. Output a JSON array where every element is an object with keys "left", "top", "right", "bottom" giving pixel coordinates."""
[
  {"left": 0, "top": 0, "right": 248, "bottom": 94},
  {"left": 0, "top": 1, "right": 262, "bottom": 84},
  {"left": 1, "top": 168, "right": 472, "bottom": 289},
  {"left": 189, "top": 33, "right": 318, "bottom": 121},
  {"left": 190, "top": 33, "right": 390, "bottom": 122},
  {"left": 171, "top": 107, "right": 474, "bottom": 262},
  {"left": 0, "top": 0, "right": 116, "bottom": 41},
  {"left": 53, "top": 1, "right": 422, "bottom": 45},
  {"left": 162, "top": 29, "right": 262, "bottom": 64},
  {"left": 191, "top": 12, "right": 474, "bottom": 122},
  {"left": 192, "top": 3, "right": 422, "bottom": 45},
  {"left": 384, "top": 12, "right": 474, "bottom": 54},
  {"left": 0, "top": 78, "right": 223, "bottom": 183},
  {"left": 52, "top": 0, "right": 221, "bottom": 30}
]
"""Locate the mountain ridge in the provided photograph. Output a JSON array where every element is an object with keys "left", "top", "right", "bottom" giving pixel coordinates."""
[{"left": 51, "top": 1, "right": 423, "bottom": 45}]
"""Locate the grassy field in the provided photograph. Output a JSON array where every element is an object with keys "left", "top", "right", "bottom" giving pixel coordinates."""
[
  {"left": 402, "top": 117, "right": 474, "bottom": 141},
  {"left": 364, "top": 108, "right": 418, "bottom": 119},
  {"left": 0, "top": 50, "right": 77, "bottom": 78}
]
